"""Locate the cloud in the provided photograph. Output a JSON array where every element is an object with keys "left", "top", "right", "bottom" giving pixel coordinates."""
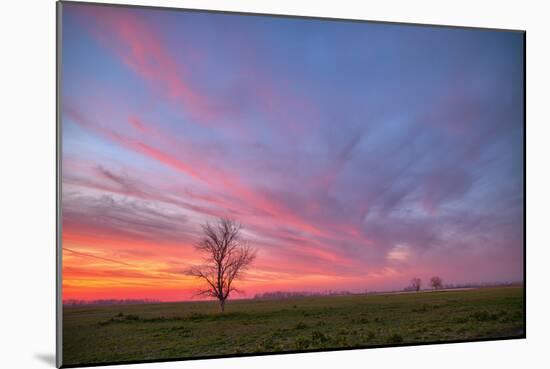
[
  {"left": 386, "top": 244, "right": 411, "bottom": 263},
  {"left": 63, "top": 247, "right": 136, "bottom": 267},
  {"left": 79, "top": 5, "right": 216, "bottom": 123},
  {"left": 61, "top": 4, "right": 524, "bottom": 299}
]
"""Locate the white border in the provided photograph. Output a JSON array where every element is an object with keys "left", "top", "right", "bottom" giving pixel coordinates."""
[{"left": 2, "top": 1, "right": 548, "bottom": 369}]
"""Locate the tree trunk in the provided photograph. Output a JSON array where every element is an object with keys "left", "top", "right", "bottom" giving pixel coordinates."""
[{"left": 219, "top": 299, "right": 225, "bottom": 313}]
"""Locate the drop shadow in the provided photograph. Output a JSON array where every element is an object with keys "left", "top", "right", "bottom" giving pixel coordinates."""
[{"left": 34, "top": 353, "right": 56, "bottom": 367}]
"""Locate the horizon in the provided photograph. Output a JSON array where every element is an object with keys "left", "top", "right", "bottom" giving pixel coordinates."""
[
  {"left": 61, "top": 3, "right": 524, "bottom": 302},
  {"left": 62, "top": 280, "right": 525, "bottom": 306}
]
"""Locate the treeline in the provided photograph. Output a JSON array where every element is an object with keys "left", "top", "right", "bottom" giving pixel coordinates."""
[
  {"left": 63, "top": 299, "right": 161, "bottom": 307},
  {"left": 402, "top": 279, "right": 522, "bottom": 292},
  {"left": 254, "top": 290, "right": 352, "bottom": 300},
  {"left": 439, "top": 281, "right": 522, "bottom": 289}
]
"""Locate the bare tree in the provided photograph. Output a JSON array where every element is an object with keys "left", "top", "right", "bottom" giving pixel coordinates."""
[
  {"left": 185, "top": 218, "right": 257, "bottom": 313},
  {"left": 410, "top": 277, "right": 422, "bottom": 292},
  {"left": 430, "top": 276, "right": 443, "bottom": 290}
]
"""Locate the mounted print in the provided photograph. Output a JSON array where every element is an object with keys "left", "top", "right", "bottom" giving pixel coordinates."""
[{"left": 57, "top": 1, "right": 525, "bottom": 367}]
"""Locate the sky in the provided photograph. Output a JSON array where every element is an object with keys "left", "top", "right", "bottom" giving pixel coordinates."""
[{"left": 61, "top": 3, "right": 524, "bottom": 302}]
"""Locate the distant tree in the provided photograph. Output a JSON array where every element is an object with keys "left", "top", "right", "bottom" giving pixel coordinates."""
[
  {"left": 185, "top": 218, "right": 257, "bottom": 313},
  {"left": 430, "top": 276, "right": 443, "bottom": 290},
  {"left": 410, "top": 277, "right": 422, "bottom": 292}
]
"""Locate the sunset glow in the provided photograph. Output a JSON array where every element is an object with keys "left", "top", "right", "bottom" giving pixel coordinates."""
[{"left": 61, "top": 4, "right": 524, "bottom": 302}]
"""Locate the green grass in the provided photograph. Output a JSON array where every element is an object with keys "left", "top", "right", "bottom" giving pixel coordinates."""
[{"left": 62, "top": 286, "right": 524, "bottom": 366}]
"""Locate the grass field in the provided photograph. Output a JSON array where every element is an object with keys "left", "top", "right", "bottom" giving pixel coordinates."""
[{"left": 62, "top": 286, "right": 524, "bottom": 366}]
